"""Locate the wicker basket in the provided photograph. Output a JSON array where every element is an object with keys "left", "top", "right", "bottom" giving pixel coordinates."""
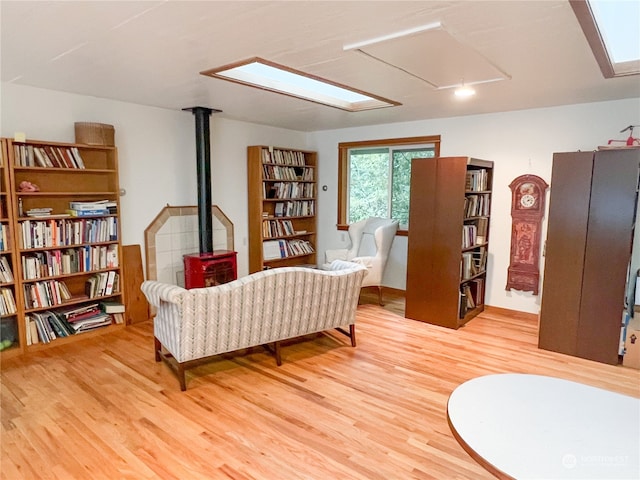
[{"left": 74, "top": 122, "right": 115, "bottom": 146}]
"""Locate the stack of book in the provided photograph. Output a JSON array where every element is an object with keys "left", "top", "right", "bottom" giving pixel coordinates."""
[
  {"left": 55, "top": 303, "right": 112, "bottom": 334},
  {"left": 67, "top": 200, "right": 116, "bottom": 217},
  {"left": 101, "top": 301, "right": 125, "bottom": 324},
  {"left": 25, "top": 207, "right": 57, "bottom": 218},
  {"left": 26, "top": 306, "right": 115, "bottom": 344}
]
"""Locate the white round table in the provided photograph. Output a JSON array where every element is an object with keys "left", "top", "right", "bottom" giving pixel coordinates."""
[{"left": 447, "top": 373, "right": 640, "bottom": 479}]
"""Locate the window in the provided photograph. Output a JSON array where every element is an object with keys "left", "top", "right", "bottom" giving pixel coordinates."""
[
  {"left": 201, "top": 57, "right": 400, "bottom": 111},
  {"left": 338, "top": 136, "right": 441, "bottom": 233},
  {"left": 571, "top": 0, "right": 640, "bottom": 77}
]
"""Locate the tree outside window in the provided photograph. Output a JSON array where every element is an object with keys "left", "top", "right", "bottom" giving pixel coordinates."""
[{"left": 338, "top": 136, "right": 441, "bottom": 232}]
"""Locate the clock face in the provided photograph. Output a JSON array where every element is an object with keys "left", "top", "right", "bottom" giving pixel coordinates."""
[{"left": 520, "top": 194, "right": 536, "bottom": 208}]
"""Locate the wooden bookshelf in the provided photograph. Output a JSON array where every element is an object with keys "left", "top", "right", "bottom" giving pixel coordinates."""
[
  {"left": 0, "top": 140, "right": 20, "bottom": 357},
  {"left": 0, "top": 138, "right": 125, "bottom": 355},
  {"left": 247, "top": 146, "right": 317, "bottom": 273},
  {"left": 405, "top": 156, "right": 493, "bottom": 329}
]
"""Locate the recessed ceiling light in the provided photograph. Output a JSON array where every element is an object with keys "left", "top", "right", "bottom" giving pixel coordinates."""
[
  {"left": 454, "top": 86, "right": 476, "bottom": 98},
  {"left": 201, "top": 57, "right": 400, "bottom": 112}
]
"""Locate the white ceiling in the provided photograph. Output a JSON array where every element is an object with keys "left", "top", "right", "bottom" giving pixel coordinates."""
[{"left": 2, "top": 1, "right": 639, "bottom": 132}]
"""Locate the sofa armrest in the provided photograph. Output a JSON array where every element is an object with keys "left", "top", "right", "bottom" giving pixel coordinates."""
[
  {"left": 141, "top": 280, "right": 186, "bottom": 307},
  {"left": 326, "top": 248, "right": 349, "bottom": 263}
]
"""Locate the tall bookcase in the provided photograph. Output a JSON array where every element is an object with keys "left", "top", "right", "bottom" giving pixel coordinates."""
[
  {"left": 247, "top": 145, "right": 317, "bottom": 273},
  {"left": 405, "top": 156, "right": 493, "bottom": 329},
  {"left": 0, "top": 137, "right": 125, "bottom": 356},
  {"left": 0, "top": 141, "right": 19, "bottom": 357}
]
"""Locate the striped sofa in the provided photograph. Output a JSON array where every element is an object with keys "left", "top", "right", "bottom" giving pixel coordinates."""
[{"left": 141, "top": 261, "right": 367, "bottom": 390}]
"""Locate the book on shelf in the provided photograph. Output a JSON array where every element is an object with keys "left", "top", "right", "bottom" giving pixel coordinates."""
[
  {"left": 263, "top": 240, "right": 282, "bottom": 260},
  {"left": 104, "top": 270, "right": 116, "bottom": 295},
  {"left": 0, "top": 288, "right": 17, "bottom": 315},
  {"left": 69, "top": 200, "right": 113, "bottom": 210},
  {"left": 56, "top": 303, "right": 101, "bottom": 322},
  {"left": 459, "top": 291, "right": 467, "bottom": 319},
  {"left": 101, "top": 301, "right": 125, "bottom": 314},
  {"left": 70, "top": 313, "right": 112, "bottom": 333},
  {"left": 23, "top": 280, "right": 71, "bottom": 309},
  {"left": 85, "top": 271, "right": 119, "bottom": 298},
  {"left": 0, "top": 224, "right": 8, "bottom": 251},
  {"left": 66, "top": 209, "right": 109, "bottom": 217},
  {"left": 0, "top": 256, "right": 14, "bottom": 283}
]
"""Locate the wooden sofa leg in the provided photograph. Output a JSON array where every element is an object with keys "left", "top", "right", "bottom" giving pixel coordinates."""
[
  {"left": 350, "top": 324, "right": 357, "bottom": 347},
  {"left": 274, "top": 341, "right": 282, "bottom": 366},
  {"left": 263, "top": 342, "right": 282, "bottom": 366},
  {"left": 154, "top": 337, "right": 161, "bottom": 362},
  {"left": 177, "top": 364, "right": 187, "bottom": 391},
  {"left": 377, "top": 286, "right": 384, "bottom": 306}
]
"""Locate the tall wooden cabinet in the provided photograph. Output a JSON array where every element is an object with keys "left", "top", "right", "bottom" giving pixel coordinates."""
[
  {"left": 0, "top": 137, "right": 125, "bottom": 357},
  {"left": 405, "top": 156, "right": 493, "bottom": 329},
  {"left": 247, "top": 146, "right": 317, "bottom": 273},
  {"left": 539, "top": 149, "right": 639, "bottom": 365}
]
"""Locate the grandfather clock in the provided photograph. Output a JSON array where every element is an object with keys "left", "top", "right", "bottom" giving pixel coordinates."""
[{"left": 505, "top": 174, "right": 548, "bottom": 294}]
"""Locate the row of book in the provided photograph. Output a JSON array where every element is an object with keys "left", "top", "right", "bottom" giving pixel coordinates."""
[
  {"left": 274, "top": 200, "right": 315, "bottom": 218},
  {"left": 23, "top": 271, "right": 120, "bottom": 309},
  {"left": 261, "top": 148, "right": 307, "bottom": 166},
  {"left": 262, "top": 219, "right": 297, "bottom": 238},
  {"left": 24, "top": 201, "right": 117, "bottom": 219},
  {"left": 465, "top": 168, "right": 490, "bottom": 192},
  {"left": 21, "top": 244, "right": 119, "bottom": 280},
  {"left": 262, "top": 164, "right": 314, "bottom": 181},
  {"left": 0, "top": 287, "right": 17, "bottom": 315},
  {"left": 20, "top": 217, "right": 118, "bottom": 249},
  {"left": 265, "top": 181, "right": 315, "bottom": 200},
  {"left": 464, "top": 194, "right": 491, "bottom": 218},
  {"left": 461, "top": 247, "right": 487, "bottom": 280},
  {"left": 13, "top": 144, "right": 86, "bottom": 169},
  {"left": 0, "top": 255, "right": 14, "bottom": 283},
  {"left": 462, "top": 218, "right": 488, "bottom": 249},
  {"left": 25, "top": 302, "right": 124, "bottom": 345},
  {"left": 263, "top": 239, "right": 315, "bottom": 260},
  {"left": 462, "top": 225, "right": 478, "bottom": 249},
  {"left": 0, "top": 223, "right": 10, "bottom": 251},
  {"left": 23, "top": 279, "right": 72, "bottom": 309},
  {"left": 459, "top": 278, "right": 485, "bottom": 318},
  {"left": 85, "top": 271, "right": 120, "bottom": 298}
]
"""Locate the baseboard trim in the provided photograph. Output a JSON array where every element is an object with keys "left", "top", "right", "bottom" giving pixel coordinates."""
[
  {"left": 379, "top": 286, "right": 406, "bottom": 296},
  {"left": 483, "top": 305, "right": 538, "bottom": 322}
]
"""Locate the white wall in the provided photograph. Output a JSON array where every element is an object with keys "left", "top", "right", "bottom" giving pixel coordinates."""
[
  {"left": 310, "top": 98, "right": 640, "bottom": 314},
  {"left": 0, "top": 83, "right": 307, "bottom": 277},
  {"left": 2, "top": 83, "right": 639, "bottom": 313},
  {"left": 206, "top": 118, "right": 308, "bottom": 275}
]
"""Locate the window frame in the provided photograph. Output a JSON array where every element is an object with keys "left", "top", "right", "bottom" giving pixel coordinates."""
[{"left": 337, "top": 135, "right": 441, "bottom": 235}]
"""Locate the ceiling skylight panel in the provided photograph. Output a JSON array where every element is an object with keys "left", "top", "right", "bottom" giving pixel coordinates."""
[
  {"left": 201, "top": 58, "right": 400, "bottom": 112},
  {"left": 589, "top": 0, "right": 640, "bottom": 63}
]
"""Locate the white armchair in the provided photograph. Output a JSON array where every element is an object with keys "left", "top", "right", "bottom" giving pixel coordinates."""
[{"left": 325, "top": 217, "right": 399, "bottom": 305}]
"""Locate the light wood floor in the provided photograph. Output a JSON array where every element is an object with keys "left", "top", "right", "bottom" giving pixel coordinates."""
[{"left": 2, "top": 299, "right": 639, "bottom": 480}]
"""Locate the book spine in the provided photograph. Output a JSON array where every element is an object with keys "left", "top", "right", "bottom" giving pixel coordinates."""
[{"left": 66, "top": 209, "right": 108, "bottom": 217}]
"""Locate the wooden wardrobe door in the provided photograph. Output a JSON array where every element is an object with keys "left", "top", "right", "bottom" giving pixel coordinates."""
[
  {"left": 538, "top": 152, "right": 593, "bottom": 356},
  {"left": 578, "top": 149, "right": 639, "bottom": 364}
]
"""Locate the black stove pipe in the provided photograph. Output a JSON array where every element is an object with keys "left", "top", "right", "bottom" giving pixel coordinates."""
[{"left": 183, "top": 106, "right": 222, "bottom": 254}]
